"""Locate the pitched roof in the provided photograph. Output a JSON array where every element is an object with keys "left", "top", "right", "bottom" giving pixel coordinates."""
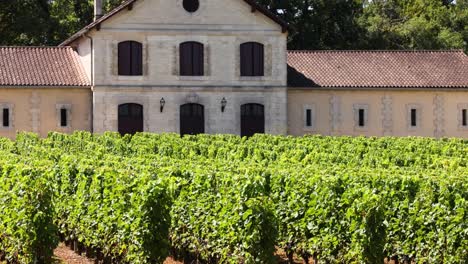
[
  {"left": 287, "top": 50, "right": 468, "bottom": 88},
  {"left": 0, "top": 47, "right": 90, "bottom": 87},
  {"left": 60, "top": 0, "right": 289, "bottom": 46}
]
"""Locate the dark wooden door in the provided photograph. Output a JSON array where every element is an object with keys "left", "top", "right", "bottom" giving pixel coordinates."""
[
  {"left": 241, "top": 104, "right": 265, "bottom": 137},
  {"left": 118, "top": 103, "right": 143, "bottom": 135},
  {"left": 180, "top": 103, "right": 204, "bottom": 136}
]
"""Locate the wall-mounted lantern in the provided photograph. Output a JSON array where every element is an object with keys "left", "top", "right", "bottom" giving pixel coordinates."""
[
  {"left": 221, "top": 97, "right": 227, "bottom": 113},
  {"left": 160, "top": 98, "right": 166, "bottom": 113}
]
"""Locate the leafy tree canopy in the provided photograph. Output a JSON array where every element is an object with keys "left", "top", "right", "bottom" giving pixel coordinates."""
[{"left": 0, "top": 0, "right": 466, "bottom": 51}]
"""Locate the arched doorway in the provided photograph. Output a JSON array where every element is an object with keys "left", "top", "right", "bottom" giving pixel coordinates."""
[
  {"left": 118, "top": 103, "right": 143, "bottom": 135},
  {"left": 241, "top": 103, "right": 265, "bottom": 137},
  {"left": 180, "top": 103, "right": 205, "bottom": 136}
]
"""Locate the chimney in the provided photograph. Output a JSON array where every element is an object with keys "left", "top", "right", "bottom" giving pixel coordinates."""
[{"left": 94, "top": 0, "right": 103, "bottom": 21}]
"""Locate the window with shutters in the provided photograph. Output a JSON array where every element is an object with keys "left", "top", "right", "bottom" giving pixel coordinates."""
[
  {"left": 179, "top": 42, "right": 204, "bottom": 76},
  {"left": 240, "top": 42, "right": 264, "bottom": 77},
  {"left": 118, "top": 41, "right": 143, "bottom": 76}
]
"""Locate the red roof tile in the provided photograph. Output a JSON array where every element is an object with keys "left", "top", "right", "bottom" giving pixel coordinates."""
[
  {"left": 287, "top": 50, "right": 468, "bottom": 88},
  {"left": 0, "top": 47, "right": 90, "bottom": 87}
]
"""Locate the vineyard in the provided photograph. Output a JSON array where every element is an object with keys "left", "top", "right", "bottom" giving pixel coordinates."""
[{"left": 0, "top": 132, "right": 467, "bottom": 264}]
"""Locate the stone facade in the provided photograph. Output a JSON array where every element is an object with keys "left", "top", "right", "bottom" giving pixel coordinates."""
[
  {"left": 0, "top": 88, "right": 92, "bottom": 138},
  {"left": 288, "top": 89, "right": 468, "bottom": 138},
  {"left": 93, "top": 87, "right": 287, "bottom": 135},
  {"left": 72, "top": 0, "right": 288, "bottom": 136}
]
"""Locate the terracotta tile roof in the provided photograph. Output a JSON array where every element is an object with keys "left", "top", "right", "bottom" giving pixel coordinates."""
[
  {"left": 287, "top": 50, "right": 468, "bottom": 88},
  {"left": 0, "top": 46, "right": 90, "bottom": 87},
  {"left": 60, "top": 0, "right": 289, "bottom": 46}
]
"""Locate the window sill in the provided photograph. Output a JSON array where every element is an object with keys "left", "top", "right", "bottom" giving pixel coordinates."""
[
  {"left": 178, "top": 76, "right": 209, "bottom": 81},
  {"left": 117, "top": 76, "right": 145, "bottom": 81},
  {"left": 458, "top": 126, "right": 468, "bottom": 131},
  {"left": 239, "top": 76, "right": 267, "bottom": 81},
  {"left": 0, "top": 126, "right": 13, "bottom": 131}
]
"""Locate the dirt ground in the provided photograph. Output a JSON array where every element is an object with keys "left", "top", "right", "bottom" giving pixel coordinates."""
[
  {"left": 53, "top": 243, "right": 94, "bottom": 264},
  {"left": 54, "top": 243, "right": 182, "bottom": 264},
  {"left": 53, "top": 244, "right": 303, "bottom": 264}
]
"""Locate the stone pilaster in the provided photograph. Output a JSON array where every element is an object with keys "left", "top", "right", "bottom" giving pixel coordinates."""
[
  {"left": 381, "top": 95, "right": 393, "bottom": 136},
  {"left": 433, "top": 94, "right": 445, "bottom": 138}
]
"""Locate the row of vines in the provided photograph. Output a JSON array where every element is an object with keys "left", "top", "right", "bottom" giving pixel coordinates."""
[{"left": 0, "top": 132, "right": 467, "bottom": 263}]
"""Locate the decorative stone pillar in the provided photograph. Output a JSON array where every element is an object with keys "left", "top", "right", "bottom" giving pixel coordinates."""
[
  {"left": 433, "top": 94, "right": 445, "bottom": 138},
  {"left": 329, "top": 95, "right": 341, "bottom": 135},
  {"left": 381, "top": 95, "right": 393, "bottom": 136},
  {"left": 30, "top": 91, "right": 40, "bottom": 134}
]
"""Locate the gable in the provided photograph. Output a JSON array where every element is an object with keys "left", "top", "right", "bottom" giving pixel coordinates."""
[{"left": 61, "top": 0, "right": 288, "bottom": 46}]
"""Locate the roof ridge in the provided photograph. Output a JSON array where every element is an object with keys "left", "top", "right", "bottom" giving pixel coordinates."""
[{"left": 287, "top": 49, "right": 465, "bottom": 53}]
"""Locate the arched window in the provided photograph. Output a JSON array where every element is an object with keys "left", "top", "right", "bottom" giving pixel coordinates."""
[
  {"left": 240, "top": 42, "right": 264, "bottom": 76},
  {"left": 118, "top": 41, "right": 143, "bottom": 76},
  {"left": 180, "top": 41, "right": 204, "bottom": 76}
]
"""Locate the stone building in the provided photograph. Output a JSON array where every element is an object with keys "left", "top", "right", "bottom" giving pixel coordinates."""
[{"left": 0, "top": 0, "right": 468, "bottom": 138}]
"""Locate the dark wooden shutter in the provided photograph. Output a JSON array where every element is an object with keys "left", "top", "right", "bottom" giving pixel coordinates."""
[
  {"left": 180, "top": 42, "right": 204, "bottom": 76},
  {"left": 463, "top": 109, "right": 467, "bottom": 126},
  {"left": 358, "top": 109, "right": 365, "bottom": 127},
  {"left": 118, "top": 42, "right": 131, "bottom": 75},
  {"left": 241, "top": 42, "right": 264, "bottom": 76},
  {"left": 252, "top": 43, "right": 264, "bottom": 76},
  {"left": 411, "top": 109, "right": 417, "bottom": 126},
  {"left": 180, "top": 42, "right": 193, "bottom": 76},
  {"left": 118, "top": 41, "right": 142, "bottom": 76},
  {"left": 118, "top": 104, "right": 143, "bottom": 135},
  {"left": 240, "top": 43, "right": 253, "bottom": 76},
  {"left": 2, "top": 108, "right": 9, "bottom": 127},
  {"left": 60, "top": 108, "right": 67, "bottom": 127},
  {"left": 131, "top": 42, "right": 143, "bottom": 75},
  {"left": 241, "top": 104, "right": 265, "bottom": 137},
  {"left": 306, "top": 109, "right": 312, "bottom": 127},
  {"left": 192, "top": 42, "right": 204, "bottom": 76}
]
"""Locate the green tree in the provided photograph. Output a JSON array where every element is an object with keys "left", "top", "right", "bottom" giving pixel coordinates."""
[
  {"left": 257, "top": 0, "right": 367, "bottom": 50},
  {"left": 358, "top": 0, "right": 466, "bottom": 50},
  {"left": 0, "top": 0, "right": 56, "bottom": 45},
  {"left": 0, "top": 0, "right": 466, "bottom": 51}
]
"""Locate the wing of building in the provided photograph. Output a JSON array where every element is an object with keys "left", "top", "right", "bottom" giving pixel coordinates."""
[{"left": 1, "top": 0, "right": 468, "bottom": 138}]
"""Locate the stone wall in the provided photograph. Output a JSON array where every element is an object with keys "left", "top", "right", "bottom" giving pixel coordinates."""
[
  {"left": 0, "top": 88, "right": 92, "bottom": 138},
  {"left": 93, "top": 86, "right": 287, "bottom": 135},
  {"left": 70, "top": 0, "right": 288, "bottom": 135},
  {"left": 288, "top": 89, "right": 468, "bottom": 138}
]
